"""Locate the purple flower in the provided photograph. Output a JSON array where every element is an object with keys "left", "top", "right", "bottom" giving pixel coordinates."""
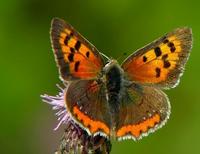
[{"left": 41, "top": 84, "right": 71, "bottom": 131}]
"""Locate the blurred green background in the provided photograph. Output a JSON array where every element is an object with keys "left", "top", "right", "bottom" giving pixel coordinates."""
[{"left": 0, "top": 0, "right": 199, "bottom": 153}]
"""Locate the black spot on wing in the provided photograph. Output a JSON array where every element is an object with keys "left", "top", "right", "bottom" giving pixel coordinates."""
[
  {"left": 64, "top": 32, "right": 73, "bottom": 45},
  {"left": 162, "top": 54, "right": 168, "bottom": 60},
  {"left": 68, "top": 53, "right": 74, "bottom": 62},
  {"left": 154, "top": 47, "right": 162, "bottom": 57},
  {"left": 75, "top": 41, "right": 81, "bottom": 51},
  {"left": 168, "top": 42, "right": 174, "bottom": 47},
  {"left": 163, "top": 39, "right": 169, "bottom": 44},
  {"left": 155, "top": 67, "right": 161, "bottom": 78},
  {"left": 86, "top": 51, "right": 90, "bottom": 58},
  {"left": 64, "top": 35, "right": 71, "bottom": 45},
  {"left": 170, "top": 46, "right": 176, "bottom": 52},
  {"left": 74, "top": 61, "right": 80, "bottom": 72},
  {"left": 168, "top": 42, "right": 176, "bottom": 53},
  {"left": 163, "top": 61, "right": 171, "bottom": 68},
  {"left": 70, "top": 47, "right": 75, "bottom": 53},
  {"left": 143, "top": 56, "right": 147, "bottom": 62}
]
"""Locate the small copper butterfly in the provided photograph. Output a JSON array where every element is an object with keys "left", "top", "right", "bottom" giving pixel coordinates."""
[{"left": 50, "top": 18, "right": 192, "bottom": 141}]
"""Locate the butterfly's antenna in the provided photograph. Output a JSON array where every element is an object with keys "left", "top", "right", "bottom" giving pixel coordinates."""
[
  {"left": 116, "top": 52, "right": 127, "bottom": 62},
  {"left": 100, "top": 52, "right": 110, "bottom": 61}
]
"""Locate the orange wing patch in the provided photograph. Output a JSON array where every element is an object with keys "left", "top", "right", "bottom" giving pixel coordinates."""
[
  {"left": 51, "top": 18, "right": 104, "bottom": 80},
  {"left": 116, "top": 114, "right": 160, "bottom": 139},
  {"left": 122, "top": 28, "right": 192, "bottom": 88},
  {"left": 59, "top": 33, "right": 101, "bottom": 78},
  {"left": 73, "top": 106, "right": 110, "bottom": 135}
]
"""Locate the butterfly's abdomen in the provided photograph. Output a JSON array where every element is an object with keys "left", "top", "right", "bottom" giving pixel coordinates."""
[{"left": 105, "top": 65, "right": 122, "bottom": 113}]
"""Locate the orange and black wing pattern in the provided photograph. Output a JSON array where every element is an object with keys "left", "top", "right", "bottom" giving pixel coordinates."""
[
  {"left": 122, "top": 28, "right": 192, "bottom": 88},
  {"left": 51, "top": 18, "right": 104, "bottom": 81},
  {"left": 116, "top": 84, "right": 170, "bottom": 141},
  {"left": 65, "top": 80, "right": 111, "bottom": 136}
]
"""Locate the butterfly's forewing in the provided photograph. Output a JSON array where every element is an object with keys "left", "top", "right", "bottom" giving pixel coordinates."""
[
  {"left": 116, "top": 84, "right": 170, "bottom": 140},
  {"left": 51, "top": 18, "right": 104, "bottom": 81},
  {"left": 122, "top": 28, "right": 192, "bottom": 88},
  {"left": 65, "top": 80, "right": 111, "bottom": 136}
]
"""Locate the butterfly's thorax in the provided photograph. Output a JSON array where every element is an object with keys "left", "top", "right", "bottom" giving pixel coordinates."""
[{"left": 103, "top": 60, "right": 124, "bottom": 114}]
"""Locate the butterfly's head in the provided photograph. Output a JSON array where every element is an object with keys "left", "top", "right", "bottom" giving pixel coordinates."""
[{"left": 103, "top": 59, "right": 123, "bottom": 75}]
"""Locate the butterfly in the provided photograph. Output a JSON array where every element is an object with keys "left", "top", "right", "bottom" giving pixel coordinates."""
[{"left": 50, "top": 18, "right": 192, "bottom": 141}]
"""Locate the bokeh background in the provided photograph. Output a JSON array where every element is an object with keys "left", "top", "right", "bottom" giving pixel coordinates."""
[{"left": 0, "top": 0, "right": 200, "bottom": 153}]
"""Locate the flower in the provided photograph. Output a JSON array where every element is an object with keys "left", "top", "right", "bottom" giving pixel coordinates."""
[
  {"left": 41, "top": 84, "right": 70, "bottom": 131},
  {"left": 41, "top": 84, "right": 111, "bottom": 153}
]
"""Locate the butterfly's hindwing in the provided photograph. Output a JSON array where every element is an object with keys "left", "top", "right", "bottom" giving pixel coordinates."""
[
  {"left": 116, "top": 84, "right": 170, "bottom": 140},
  {"left": 65, "top": 80, "right": 111, "bottom": 136}
]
